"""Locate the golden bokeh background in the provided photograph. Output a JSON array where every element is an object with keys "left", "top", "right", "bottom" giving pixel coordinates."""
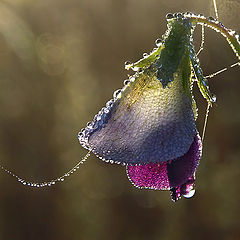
[{"left": 0, "top": 0, "right": 239, "bottom": 239}]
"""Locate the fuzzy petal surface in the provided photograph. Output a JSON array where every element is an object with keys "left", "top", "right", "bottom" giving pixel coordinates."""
[
  {"left": 126, "top": 134, "right": 202, "bottom": 191},
  {"left": 80, "top": 69, "right": 196, "bottom": 165}
]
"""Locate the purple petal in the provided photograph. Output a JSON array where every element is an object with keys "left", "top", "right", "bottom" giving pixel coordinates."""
[
  {"left": 126, "top": 134, "right": 202, "bottom": 197},
  {"left": 167, "top": 134, "right": 202, "bottom": 188}
]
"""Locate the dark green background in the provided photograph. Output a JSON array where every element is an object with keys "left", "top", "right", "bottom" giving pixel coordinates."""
[{"left": 0, "top": 0, "right": 239, "bottom": 239}]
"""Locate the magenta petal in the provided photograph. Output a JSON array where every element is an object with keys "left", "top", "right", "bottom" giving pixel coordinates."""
[
  {"left": 167, "top": 134, "right": 202, "bottom": 188},
  {"left": 127, "top": 162, "right": 170, "bottom": 190},
  {"left": 126, "top": 134, "right": 202, "bottom": 194}
]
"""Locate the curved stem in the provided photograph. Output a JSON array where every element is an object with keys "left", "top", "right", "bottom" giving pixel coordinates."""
[{"left": 190, "top": 16, "right": 240, "bottom": 61}]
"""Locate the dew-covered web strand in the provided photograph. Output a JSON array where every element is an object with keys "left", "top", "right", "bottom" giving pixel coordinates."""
[
  {"left": 197, "top": 0, "right": 218, "bottom": 57},
  {"left": 213, "top": 0, "right": 219, "bottom": 20},
  {"left": 194, "top": 0, "right": 240, "bottom": 82},
  {"left": 202, "top": 102, "right": 211, "bottom": 143},
  {"left": 0, "top": 151, "right": 91, "bottom": 187},
  {"left": 205, "top": 62, "right": 240, "bottom": 79},
  {"left": 197, "top": 25, "right": 205, "bottom": 56},
  {"left": 202, "top": 62, "right": 239, "bottom": 141}
]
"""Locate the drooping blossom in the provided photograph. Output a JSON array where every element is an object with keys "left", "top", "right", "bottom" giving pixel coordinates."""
[{"left": 78, "top": 15, "right": 215, "bottom": 201}]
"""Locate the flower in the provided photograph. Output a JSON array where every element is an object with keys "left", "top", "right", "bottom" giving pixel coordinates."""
[
  {"left": 78, "top": 17, "right": 210, "bottom": 201},
  {"left": 126, "top": 134, "right": 202, "bottom": 201}
]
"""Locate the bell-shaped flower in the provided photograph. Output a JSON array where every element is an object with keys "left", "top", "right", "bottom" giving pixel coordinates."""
[{"left": 78, "top": 17, "right": 214, "bottom": 201}]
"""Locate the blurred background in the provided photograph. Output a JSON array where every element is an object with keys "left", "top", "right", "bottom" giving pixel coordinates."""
[{"left": 0, "top": 0, "right": 239, "bottom": 239}]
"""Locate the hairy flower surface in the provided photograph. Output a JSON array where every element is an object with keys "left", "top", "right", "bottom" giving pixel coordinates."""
[{"left": 78, "top": 16, "right": 218, "bottom": 201}]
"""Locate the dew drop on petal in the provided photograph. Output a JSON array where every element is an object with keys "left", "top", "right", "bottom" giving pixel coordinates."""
[
  {"left": 155, "top": 38, "right": 162, "bottom": 47},
  {"left": 143, "top": 53, "right": 148, "bottom": 58},
  {"left": 124, "top": 79, "right": 130, "bottom": 85},
  {"left": 176, "top": 13, "right": 182, "bottom": 19},
  {"left": 166, "top": 13, "right": 174, "bottom": 20},
  {"left": 182, "top": 189, "right": 195, "bottom": 199},
  {"left": 125, "top": 61, "right": 131, "bottom": 66},
  {"left": 132, "top": 66, "right": 140, "bottom": 71},
  {"left": 113, "top": 89, "right": 122, "bottom": 99}
]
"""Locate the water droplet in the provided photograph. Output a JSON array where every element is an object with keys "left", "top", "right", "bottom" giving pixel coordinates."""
[
  {"left": 104, "top": 108, "right": 110, "bottom": 114},
  {"left": 95, "top": 114, "right": 102, "bottom": 122},
  {"left": 211, "top": 94, "right": 217, "bottom": 102},
  {"left": 182, "top": 189, "right": 195, "bottom": 198},
  {"left": 235, "top": 33, "right": 239, "bottom": 41},
  {"left": 218, "top": 21, "right": 224, "bottom": 28},
  {"left": 155, "top": 38, "right": 162, "bottom": 47},
  {"left": 132, "top": 66, "right": 139, "bottom": 71},
  {"left": 124, "top": 79, "right": 130, "bottom": 85},
  {"left": 143, "top": 53, "right": 148, "bottom": 58},
  {"left": 125, "top": 61, "right": 131, "bottom": 66},
  {"left": 87, "top": 122, "right": 93, "bottom": 128},
  {"left": 113, "top": 89, "right": 122, "bottom": 99},
  {"left": 106, "top": 99, "right": 113, "bottom": 108},
  {"left": 208, "top": 16, "right": 215, "bottom": 21},
  {"left": 228, "top": 30, "right": 236, "bottom": 36},
  {"left": 166, "top": 13, "right": 174, "bottom": 20},
  {"left": 176, "top": 13, "right": 182, "bottom": 18},
  {"left": 170, "top": 187, "right": 181, "bottom": 202},
  {"left": 129, "top": 76, "right": 135, "bottom": 82}
]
